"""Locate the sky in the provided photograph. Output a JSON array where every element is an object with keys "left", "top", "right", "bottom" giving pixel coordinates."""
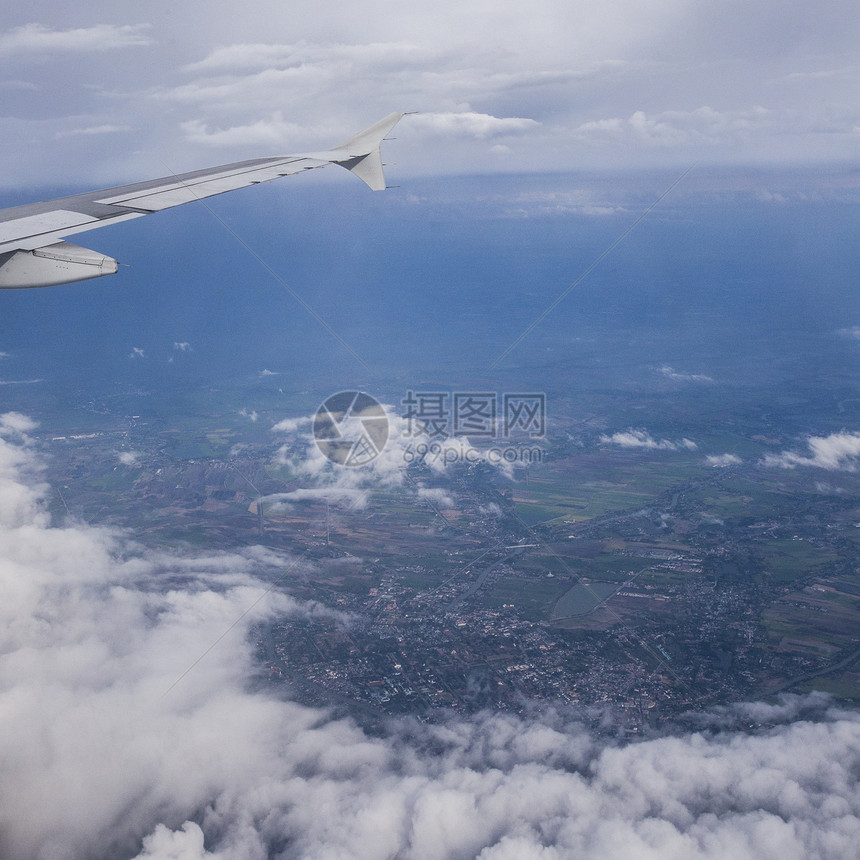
[{"left": 1, "top": 0, "right": 860, "bottom": 190}]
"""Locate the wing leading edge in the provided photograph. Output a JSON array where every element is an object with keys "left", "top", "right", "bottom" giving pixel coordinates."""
[{"left": 0, "top": 111, "right": 404, "bottom": 289}]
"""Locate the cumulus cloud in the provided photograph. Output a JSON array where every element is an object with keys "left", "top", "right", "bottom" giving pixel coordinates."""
[
  {"left": 706, "top": 453, "right": 742, "bottom": 467},
  {"left": 1, "top": 414, "right": 860, "bottom": 858},
  {"left": 117, "top": 450, "right": 140, "bottom": 466},
  {"left": 239, "top": 408, "right": 259, "bottom": 422},
  {"left": 173, "top": 341, "right": 192, "bottom": 352},
  {"left": 600, "top": 429, "right": 697, "bottom": 451},
  {"left": 837, "top": 326, "right": 860, "bottom": 341},
  {"left": 762, "top": 431, "right": 860, "bottom": 471},
  {"left": 0, "top": 23, "right": 151, "bottom": 56},
  {"left": 129, "top": 347, "right": 146, "bottom": 360}
]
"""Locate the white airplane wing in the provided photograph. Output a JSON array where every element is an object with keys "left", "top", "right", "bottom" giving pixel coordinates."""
[{"left": 0, "top": 111, "right": 404, "bottom": 289}]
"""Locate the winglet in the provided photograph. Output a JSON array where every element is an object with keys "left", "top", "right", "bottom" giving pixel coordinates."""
[{"left": 326, "top": 112, "right": 405, "bottom": 191}]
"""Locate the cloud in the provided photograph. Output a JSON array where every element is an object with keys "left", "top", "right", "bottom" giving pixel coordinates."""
[
  {"left": 837, "top": 326, "right": 860, "bottom": 341},
  {"left": 129, "top": 347, "right": 146, "bottom": 360},
  {"left": 762, "top": 431, "right": 860, "bottom": 471},
  {"left": 417, "top": 486, "right": 455, "bottom": 509},
  {"left": 274, "top": 403, "right": 516, "bottom": 491},
  {"left": 117, "top": 451, "right": 140, "bottom": 466},
  {"left": 600, "top": 429, "right": 697, "bottom": 451},
  {"left": 238, "top": 408, "right": 259, "bottom": 422},
  {"left": 577, "top": 105, "right": 775, "bottom": 149},
  {"left": 183, "top": 39, "right": 430, "bottom": 74},
  {"left": 173, "top": 341, "right": 192, "bottom": 352},
  {"left": 0, "top": 23, "right": 151, "bottom": 57},
  {"left": 407, "top": 111, "right": 540, "bottom": 139},
  {"left": 660, "top": 365, "right": 714, "bottom": 383},
  {"left": 706, "top": 453, "right": 743, "bottom": 467},
  {"left": 55, "top": 124, "right": 129, "bottom": 138},
  {"left": 0, "top": 412, "right": 37, "bottom": 437},
  {"left": 181, "top": 113, "right": 308, "bottom": 148},
  {"left": 261, "top": 487, "right": 369, "bottom": 511},
  {"left": 1, "top": 415, "right": 860, "bottom": 858},
  {"left": 271, "top": 415, "right": 312, "bottom": 433}
]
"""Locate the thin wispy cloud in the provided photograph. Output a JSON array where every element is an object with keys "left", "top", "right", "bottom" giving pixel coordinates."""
[
  {"left": 660, "top": 365, "right": 714, "bottom": 383},
  {"left": 56, "top": 124, "right": 129, "bottom": 138},
  {"left": 0, "top": 23, "right": 151, "bottom": 57}
]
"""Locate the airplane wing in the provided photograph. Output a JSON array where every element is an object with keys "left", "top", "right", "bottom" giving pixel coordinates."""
[{"left": 0, "top": 111, "right": 404, "bottom": 289}]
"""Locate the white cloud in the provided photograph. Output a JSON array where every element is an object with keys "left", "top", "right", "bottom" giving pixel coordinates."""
[
  {"left": 417, "top": 486, "right": 455, "bottom": 509},
  {"left": 600, "top": 429, "right": 697, "bottom": 451},
  {"left": 577, "top": 105, "right": 775, "bottom": 149},
  {"left": 408, "top": 111, "right": 539, "bottom": 139},
  {"left": 173, "top": 341, "right": 192, "bottom": 352},
  {"left": 762, "top": 431, "right": 860, "bottom": 471},
  {"left": 0, "top": 23, "right": 151, "bottom": 57},
  {"left": 0, "top": 412, "right": 37, "bottom": 437},
  {"left": 706, "top": 453, "right": 742, "bottom": 467},
  {"left": 837, "top": 326, "right": 860, "bottom": 341},
  {"left": 238, "top": 408, "right": 258, "bottom": 422},
  {"left": 261, "top": 487, "right": 368, "bottom": 511},
  {"left": 271, "top": 415, "right": 311, "bottom": 433},
  {"left": 55, "top": 124, "right": 129, "bottom": 138},
  {"left": 181, "top": 113, "right": 308, "bottom": 148},
  {"left": 660, "top": 365, "right": 714, "bottom": 383},
  {"left": 274, "top": 404, "right": 516, "bottom": 491},
  {"left": 129, "top": 347, "right": 146, "bottom": 360},
  {"left": 117, "top": 451, "right": 140, "bottom": 466}
]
